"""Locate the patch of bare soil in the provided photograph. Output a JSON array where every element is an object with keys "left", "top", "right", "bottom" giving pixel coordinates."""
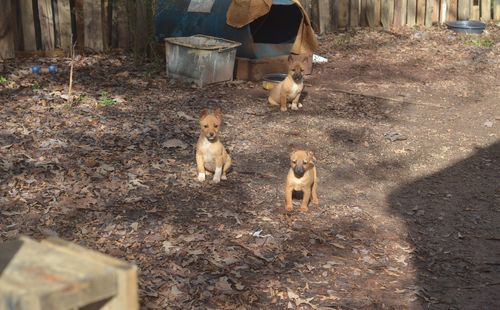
[{"left": 1, "top": 24, "right": 499, "bottom": 309}]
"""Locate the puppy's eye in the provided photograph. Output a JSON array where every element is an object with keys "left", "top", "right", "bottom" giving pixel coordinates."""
[
  {"left": 204, "top": 125, "right": 208, "bottom": 128},
  {"left": 292, "top": 160, "right": 297, "bottom": 164},
  {"left": 303, "top": 160, "right": 308, "bottom": 164},
  {"left": 214, "top": 125, "right": 218, "bottom": 128}
]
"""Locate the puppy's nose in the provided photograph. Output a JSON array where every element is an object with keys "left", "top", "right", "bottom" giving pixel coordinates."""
[{"left": 208, "top": 132, "right": 215, "bottom": 137}]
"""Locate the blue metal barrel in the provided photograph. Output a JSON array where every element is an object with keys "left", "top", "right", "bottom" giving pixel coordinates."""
[{"left": 155, "top": 0, "right": 302, "bottom": 59}]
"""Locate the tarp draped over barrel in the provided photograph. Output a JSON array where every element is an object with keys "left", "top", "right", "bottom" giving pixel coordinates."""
[{"left": 226, "top": 0, "right": 318, "bottom": 55}]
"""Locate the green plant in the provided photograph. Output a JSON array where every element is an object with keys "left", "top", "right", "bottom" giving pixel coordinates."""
[
  {"left": 0, "top": 75, "right": 7, "bottom": 84},
  {"left": 464, "top": 36, "right": 495, "bottom": 48},
  {"left": 98, "top": 91, "right": 116, "bottom": 106},
  {"left": 32, "top": 83, "right": 41, "bottom": 91}
]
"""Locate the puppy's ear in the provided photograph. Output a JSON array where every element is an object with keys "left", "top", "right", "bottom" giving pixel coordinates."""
[
  {"left": 287, "top": 54, "right": 294, "bottom": 63},
  {"left": 199, "top": 109, "right": 209, "bottom": 120},
  {"left": 214, "top": 107, "right": 222, "bottom": 120},
  {"left": 288, "top": 144, "right": 296, "bottom": 155},
  {"left": 307, "top": 150, "right": 316, "bottom": 162}
]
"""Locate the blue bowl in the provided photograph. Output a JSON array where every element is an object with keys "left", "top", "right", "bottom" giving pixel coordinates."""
[
  {"left": 48, "top": 64, "right": 58, "bottom": 74},
  {"left": 446, "top": 21, "right": 486, "bottom": 34},
  {"left": 31, "top": 65, "right": 41, "bottom": 74}
]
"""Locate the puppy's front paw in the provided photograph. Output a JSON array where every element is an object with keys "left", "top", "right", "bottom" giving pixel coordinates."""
[
  {"left": 285, "top": 204, "right": 293, "bottom": 212},
  {"left": 312, "top": 198, "right": 319, "bottom": 205},
  {"left": 298, "top": 102, "right": 303, "bottom": 108},
  {"left": 221, "top": 174, "right": 227, "bottom": 180},
  {"left": 212, "top": 177, "right": 221, "bottom": 184},
  {"left": 291, "top": 104, "right": 299, "bottom": 110},
  {"left": 197, "top": 173, "right": 206, "bottom": 182},
  {"left": 280, "top": 106, "right": 287, "bottom": 112},
  {"left": 299, "top": 205, "right": 309, "bottom": 212}
]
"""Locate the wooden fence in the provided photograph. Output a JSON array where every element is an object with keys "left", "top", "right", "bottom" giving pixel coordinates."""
[
  {"left": 302, "top": 0, "right": 500, "bottom": 32},
  {"left": 1, "top": 0, "right": 500, "bottom": 59}
]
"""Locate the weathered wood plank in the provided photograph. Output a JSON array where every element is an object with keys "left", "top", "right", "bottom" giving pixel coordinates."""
[
  {"left": 407, "top": 0, "right": 417, "bottom": 25},
  {"left": 0, "top": 237, "right": 118, "bottom": 310},
  {"left": 394, "top": 0, "right": 408, "bottom": 27},
  {"left": 0, "top": 0, "right": 15, "bottom": 59},
  {"left": 103, "top": 0, "right": 112, "bottom": 49},
  {"left": 75, "top": 0, "right": 85, "bottom": 49},
  {"left": 84, "top": 0, "right": 104, "bottom": 51},
  {"left": 448, "top": 0, "right": 458, "bottom": 21},
  {"left": 495, "top": 0, "right": 500, "bottom": 20},
  {"left": 350, "top": 0, "right": 360, "bottom": 27},
  {"left": 38, "top": 0, "right": 55, "bottom": 50},
  {"left": 417, "top": 0, "right": 426, "bottom": 24},
  {"left": 19, "top": 0, "right": 37, "bottom": 51},
  {"left": 458, "top": 0, "right": 470, "bottom": 20},
  {"left": 336, "top": 0, "right": 349, "bottom": 29},
  {"left": 425, "top": 0, "right": 434, "bottom": 25},
  {"left": 432, "top": 0, "right": 440, "bottom": 22},
  {"left": 310, "top": 0, "right": 320, "bottom": 32},
  {"left": 381, "top": 0, "right": 395, "bottom": 29},
  {"left": 42, "top": 237, "right": 139, "bottom": 310},
  {"left": 57, "top": 0, "right": 72, "bottom": 50},
  {"left": 318, "top": 0, "right": 333, "bottom": 33},
  {"left": 112, "top": 0, "right": 129, "bottom": 48},
  {"left": 359, "top": 0, "right": 369, "bottom": 26},
  {"left": 472, "top": 2, "right": 480, "bottom": 19},
  {"left": 481, "top": 0, "right": 491, "bottom": 20}
]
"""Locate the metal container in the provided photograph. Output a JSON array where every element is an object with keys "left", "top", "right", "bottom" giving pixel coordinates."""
[
  {"left": 155, "top": 0, "right": 301, "bottom": 59},
  {"left": 262, "top": 73, "right": 287, "bottom": 90},
  {"left": 165, "top": 34, "right": 241, "bottom": 87},
  {"left": 446, "top": 21, "right": 486, "bottom": 34}
]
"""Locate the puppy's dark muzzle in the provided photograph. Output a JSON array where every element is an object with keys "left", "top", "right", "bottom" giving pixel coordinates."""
[
  {"left": 207, "top": 132, "right": 216, "bottom": 141},
  {"left": 292, "top": 72, "right": 303, "bottom": 82},
  {"left": 293, "top": 166, "right": 305, "bottom": 178}
]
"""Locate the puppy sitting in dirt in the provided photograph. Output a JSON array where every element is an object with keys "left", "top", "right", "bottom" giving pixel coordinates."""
[
  {"left": 285, "top": 145, "right": 319, "bottom": 212},
  {"left": 268, "top": 54, "right": 308, "bottom": 112},
  {"left": 196, "top": 107, "right": 231, "bottom": 183}
]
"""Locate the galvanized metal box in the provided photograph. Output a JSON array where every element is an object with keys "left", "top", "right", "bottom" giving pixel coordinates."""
[{"left": 164, "top": 34, "right": 241, "bottom": 87}]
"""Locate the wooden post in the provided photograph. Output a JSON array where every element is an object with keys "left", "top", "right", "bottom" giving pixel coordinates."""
[
  {"left": 407, "top": 0, "right": 417, "bottom": 25},
  {"left": 394, "top": 0, "right": 407, "bottom": 26},
  {"left": 112, "top": 0, "right": 130, "bottom": 49},
  {"left": 350, "top": 0, "right": 360, "bottom": 27},
  {"left": 447, "top": 0, "right": 457, "bottom": 21},
  {"left": 495, "top": 0, "right": 500, "bottom": 20},
  {"left": 381, "top": 0, "right": 395, "bottom": 29},
  {"left": 432, "top": 0, "right": 440, "bottom": 23},
  {"left": 359, "top": 0, "right": 368, "bottom": 27},
  {"left": 458, "top": 0, "right": 470, "bottom": 20},
  {"left": 84, "top": 0, "right": 104, "bottom": 52},
  {"left": 75, "top": 0, "right": 85, "bottom": 49},
  {"left": 472, "top": 2, "right": 480, "bottom": 19},
  {"left": 481, "top": 0, "right": 491, "bottom": 20},
  {"left": 56, "top": 0, "right": 72, "bottom": 51},
  {"left": 38, "top": 0, "right": 55, "bottom": 50},
  {"left": 0, "top": 0, "right": 15, "bottom": 59},
  {"left": 310, "top": 0, "right": 320, "bottom": 32},
  {"left": 335, "top": 0, "right": 349, "bottom": 29},
  {"left": 318, "top": 0, "right": 333, "bottom": 33},
  {"left": 19, "top": 0, "right": 37, "bottom": 51},
  {"left": 425, "top": 0, "right": 433, "bottom": 25},
  {"left": 417, "top": 0, "right": 426, "bottom": 24}
]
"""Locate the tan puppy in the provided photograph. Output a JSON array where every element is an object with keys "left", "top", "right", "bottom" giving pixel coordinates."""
[
  {"left": 268, "top": 54, "right": 308, "bottom": 112},
  {"left": 196, "top": 108, "right": 231, "bottom": 183},
  {"left": 285, "top": 145, "right": 319, "bottom": 212}
]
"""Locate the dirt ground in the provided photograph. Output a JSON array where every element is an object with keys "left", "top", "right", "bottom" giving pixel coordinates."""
[{"left": 1, "top": 24, "right": 499, "bottom": 309}]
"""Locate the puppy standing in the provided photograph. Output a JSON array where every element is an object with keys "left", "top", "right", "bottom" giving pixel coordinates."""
[
  {"left": 285, "top": 145, "right": 319, "bottom": 212},
  {"left": 196, "top": 108, "right": 231, "bottom": 183},
  {"left": 268, "top": 55, "right": 308, "bottom": 112}
]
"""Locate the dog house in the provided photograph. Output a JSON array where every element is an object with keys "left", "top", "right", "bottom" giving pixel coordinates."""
[{"left": 155, "top": 0, "right": 317, "bottom": 80}]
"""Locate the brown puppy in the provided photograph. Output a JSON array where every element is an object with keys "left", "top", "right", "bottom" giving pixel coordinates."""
[
  {"left": 285, "top": 145, "right": 319, "bottom": 212},
  {"left": 268, "top": 54, "right": 308, "bottom": 112},
  {"left": 196, "top": 108, "right": 231, "bottom": 183}
]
